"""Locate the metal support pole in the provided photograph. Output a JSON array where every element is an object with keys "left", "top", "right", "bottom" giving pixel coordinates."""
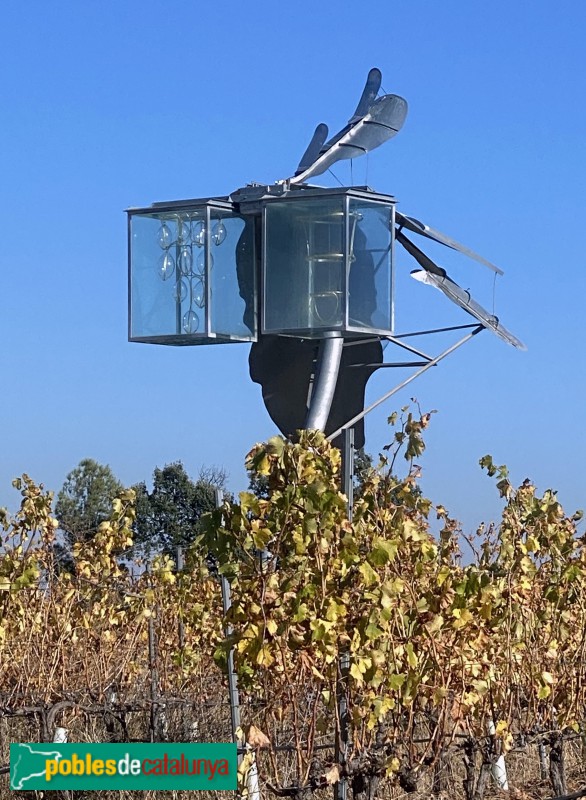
[
  {"left": 148, "top": 613, "right": 158, "bottom": 742},
  {"left": 216, "top": 489, "right": 261, "bottom": 799},
  {"left": 335, "top": 428, "right": 354, "bottom": 800},
  {"left": 341, "top": 427, "right": 354, "bottom": 524},
  {"left": 176, "top": 545, "right": 185, "bottom": 650},
  {"left": 327, "top": 326, "right": 483, "bottom": 442},
  {"left": 216, "top": 488, "right": 242, "bottom": 744},
  {"left": 305, "top": 332, "right": 344, "bottom": 431}
]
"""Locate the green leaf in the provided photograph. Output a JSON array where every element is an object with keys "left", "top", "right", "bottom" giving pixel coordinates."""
[
  {"left": 388, "top": 673, "right": 406, "bottom": 691},
  {"left": 359, "top": 561, "right": 378, "bottom": 587},
  {"left": 266, "top": 437, "right": 285, "bottom": 457},
  {"left": 292, "top": 603, "right": 309, "bottom": 623},
  {"left": 252, "top": 527, "right": 272, "bottom": 551},
  {"left": 369, "top": 538, "right": 398, "bottom": 566},
  {"left": 365, "top": 623, "right": 384, "bottom": 641},
  {"left": 405, "top": 642, "right": 418, "bottom": 668}
]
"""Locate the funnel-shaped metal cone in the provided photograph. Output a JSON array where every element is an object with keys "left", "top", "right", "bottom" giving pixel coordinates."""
[{"left": 249, "top": 335, "right": 383, "bottom": 448}]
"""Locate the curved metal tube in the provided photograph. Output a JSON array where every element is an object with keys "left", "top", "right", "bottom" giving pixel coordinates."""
[{"left": 304, "top": 334, "right": 344, "bottom": 431}]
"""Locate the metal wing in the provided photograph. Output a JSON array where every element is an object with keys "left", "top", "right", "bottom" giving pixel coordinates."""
[
  {"left": 291, "top": 94, "right": 408, "bottom": 185},
  {"left": 396, "top": 211, "right": 504, "bottom": 276},
  {"left": 398, "top": 231, "right": 526, "bottom": 350},
  {"left": 349, "top": 67, "right": 382, "bottom": 123},
  {"left": 295, "top": 123, "right": 329, "bottom": 175}
]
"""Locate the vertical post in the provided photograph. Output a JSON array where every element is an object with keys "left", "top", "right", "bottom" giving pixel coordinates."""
[
  {"left": 538, "top": 739, "right": 548, "bottom": 780},
  {"left": 148, "top": 615, "right": 158, "bottom": 742},
  {"left": 549, "top": 732, "right": 567, "bottom": 797},
  {"left": 305, "top": 333, "right": 344, "bottom": 431},
  {"left": 175, "top": 544, "right": 187, "bottom": 741},
  {"left": 335, "top": 428, "right": 353, "bottom": 800},
  {"left": 341, "top": 427, "right": 354, "bottom": 524},
  {"left": 146, "top": 562, "right": 159, "bottom": 743},
  {"left": 486, "top": 720, "right": 508, "bottom": 790},
  {"left": 176, "top": 545, "right": 185, "bottom": 650},
  {"left": 216, "top": 488, "right": 241, "bottom": 743},
  {"left": 217, "top": 488, "right": 260, "bottom": 800}
]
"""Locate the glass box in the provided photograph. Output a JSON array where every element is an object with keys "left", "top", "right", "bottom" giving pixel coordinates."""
[
  {"left": 127, "top": 199, "right": 257, "bottom": 345},
  {"left": 262, "top": 188, "right": 395, "bottom": 337}
]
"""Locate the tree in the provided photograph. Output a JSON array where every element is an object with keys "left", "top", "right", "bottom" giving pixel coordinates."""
[
  {"left": 132, "top": 462, "right": 227, "bottom": 557},
  {"left": 55, "top": 459, "right": 123, "bottom": 548}
]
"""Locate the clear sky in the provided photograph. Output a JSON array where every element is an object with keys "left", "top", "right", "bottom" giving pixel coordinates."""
[{"left": 1, "top": 0, "right": 584, "bottom": 532}]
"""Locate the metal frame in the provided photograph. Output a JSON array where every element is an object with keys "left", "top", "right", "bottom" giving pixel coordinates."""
[
  {"left": 343, "top": 194, "right": 350, "bottom": 331},
  {"left": 259, "top": 185, "right": 396, "bottom": 339},
  {"left": 390, "top": 203, "right": 396, "bottom": 332},
  {"left": 127, "top": 198, "right": 257, "bottom": 346},
  {"left": 205, "top": 204, "right": 211, "bottom": 338},
  {"left": 347, "top": 194, "right": 395, "bottom": 335}
]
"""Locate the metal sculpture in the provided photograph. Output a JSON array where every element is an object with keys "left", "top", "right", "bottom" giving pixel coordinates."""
[{"left": 127, "top": 68, "right": 524, "bottom": 449}]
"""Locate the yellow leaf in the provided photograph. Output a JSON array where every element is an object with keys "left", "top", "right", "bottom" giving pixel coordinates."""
[
  {"left": 359, "top": 561, "right": 378, "bottom": 587},
  {"left": 237, "top": 751, "right": 255, "bottom": 778},
  {"left": 256, "top": 455, "right": 270, "bottom": 475},
  {"left": 437, "top": 565, "right": 451, "bottom": 586},
  {"left": 385, "top": 757, "right": 400, "bottom": 776},
  {"left": 472, "top": 679, "right": 490, "bottom": 696},
  {"left": 405, "top": 642, "right": 418, "bottom": 668},
  {"left": 256, "top": 645, "right": 274, "bottom": 666}
]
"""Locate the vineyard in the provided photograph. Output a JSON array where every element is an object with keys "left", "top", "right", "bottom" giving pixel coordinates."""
[{"left": 0, "top": 412, "right": 585, "bottom": 800}]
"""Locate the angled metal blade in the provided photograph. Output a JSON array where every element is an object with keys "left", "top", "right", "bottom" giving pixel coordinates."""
[
  {"left": 349, "top": 67, "right": 382, "bottom": 123},
  {"left": 399, "top": 232, "right": 525, "bottom": 349},
  {"left": 396, "top": 211, "right": 504, "bottom": 276},
  {"left": 295, "top": 123, "right": 329, "bottom": 176},
  {"left": 289, "top": 94, "right": 408, "bottom": 185},
  {"left": 396, "top": 229, "right": 446, "bottom": 277}
]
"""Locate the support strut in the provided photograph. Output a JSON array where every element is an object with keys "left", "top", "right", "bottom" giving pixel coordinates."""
[{"left": 305, "top": 333, "right": 344, "bottom": 431}]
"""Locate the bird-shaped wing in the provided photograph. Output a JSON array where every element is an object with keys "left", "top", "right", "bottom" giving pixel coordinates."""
[{"left": 286, "top": 68, "right": 408, "bottom": 185}]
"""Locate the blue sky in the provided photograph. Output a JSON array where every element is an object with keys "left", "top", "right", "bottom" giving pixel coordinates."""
[{"left": 1, "top": 1, "right": 584, "bottom": 532}]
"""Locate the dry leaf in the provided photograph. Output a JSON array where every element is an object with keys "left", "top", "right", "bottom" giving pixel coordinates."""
[
  {"left": 324, "top": 765, "right": 340, "bottom": 785},
  {"left": 247, "top": 724, "right": 271, "bottom": 749}
]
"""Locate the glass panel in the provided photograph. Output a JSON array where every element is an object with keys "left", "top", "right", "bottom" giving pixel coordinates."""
[
  {"left": 210, "top": 212, "right": 256, "bottom": 339},
  {"left": 348, "top": 200, "right": 393, "bottom": 332},
  {"left": 263, "top": 198, "right": 345, "bottom": 333},
  {"left": 130, "top": 209, "right": 207, "bottom": 339}
]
